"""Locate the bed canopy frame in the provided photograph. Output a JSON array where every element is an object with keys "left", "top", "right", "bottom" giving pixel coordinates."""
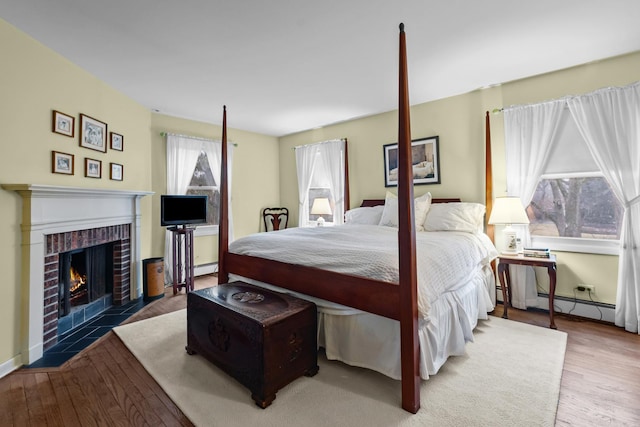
[{"left": 215, "top": 24, "right": 493, "bottom": 414}]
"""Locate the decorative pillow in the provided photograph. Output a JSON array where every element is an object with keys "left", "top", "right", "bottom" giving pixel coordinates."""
[
  {"left": 344, "top": 205, "right": 385, "bottom": 225},
  {"left": 378, "top": 191, "right": 432, "bottom": 231},
  {"left": 423, "top": 202, "right": 486, "bottom": 233}
]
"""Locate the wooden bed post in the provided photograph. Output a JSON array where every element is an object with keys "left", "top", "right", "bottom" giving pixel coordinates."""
[
  {"left": 397, "top": 23, "right": 420, "bottom": 414},
  {"left": 217, "top": 105, "right": 230, "bottom": 284},
  {"left": 343, "top": 138, "right": 350, "bottom": 212},
  {"left": 485, "top": 111, "right": 494, "bottom": 244}
]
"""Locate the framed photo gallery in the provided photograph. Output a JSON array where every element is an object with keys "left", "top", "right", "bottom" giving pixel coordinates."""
[{"left": 50, "top": 110, "right": 124, "bottom": 180}]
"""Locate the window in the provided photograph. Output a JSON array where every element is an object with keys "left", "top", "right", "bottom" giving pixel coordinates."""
[
  {"left": 186, "top": 151, "right": 220, "bottom": 230},
  {"left": 295, "top": 139, "right": 346, "bottom": 228},
  {"left": 529, "top": 176, "right": 622, "bottom": 238},
  {"left": 526, "top": 110, "right": 623, "bottom": 254},
  {"left": 308, "top": 153, "right": 335, "bottom": 225}
]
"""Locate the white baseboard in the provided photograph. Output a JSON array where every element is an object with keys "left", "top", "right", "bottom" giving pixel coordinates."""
[
  {"left": 0, "top": 355, "right": 22, "bottom": 379},
  {"left": 194, "top": 263, "right": 217, "bottom": 277},
  {"left": 497, "top": 288, "right": 615, "bottom": 323},
  {"left": 537, "top": 294, "right": 615, "bottom": 323}
]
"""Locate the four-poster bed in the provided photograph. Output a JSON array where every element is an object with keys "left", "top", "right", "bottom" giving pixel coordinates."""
[{"left": 213, "top": 24, "right": 496, "bottom": 414}]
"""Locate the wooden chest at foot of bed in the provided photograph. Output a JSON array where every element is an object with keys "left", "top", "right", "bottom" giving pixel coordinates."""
[{"left": 186, "top": 281, "right": 319, "bottom": 408}]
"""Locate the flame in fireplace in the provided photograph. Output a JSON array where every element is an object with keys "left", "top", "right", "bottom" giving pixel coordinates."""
[{"left": 69, "top": 266, "right": 86, "bottom": 293}]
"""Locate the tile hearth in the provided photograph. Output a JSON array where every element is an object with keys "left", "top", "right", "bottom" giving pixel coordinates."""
[{"left": 28, "top": 297, "right": 151, "bottom": 368}]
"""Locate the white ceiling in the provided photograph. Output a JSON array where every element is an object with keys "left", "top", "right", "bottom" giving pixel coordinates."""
[{"left": 2, "top": 1, "right": 640, "bottom": 136}]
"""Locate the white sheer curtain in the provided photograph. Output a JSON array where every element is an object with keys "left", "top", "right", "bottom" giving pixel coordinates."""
[
  {"left": 503, "top": 99, "right": 565, "bottom": 308},
  {"left": 295, "top": 144, "right": 319, "bottom": 227},
  {"left": 202, "top": 140, "right": 234, "bottom": 242},
  {"left": 164, "top": 134, "right": 234, "bottom": 284},
  {"left": 164, "top": 135, "right": 202, "bottom": 284},
  {"left": 567, "top": 82, "right": 640, "bottom": 333},
  {"left": 318, "top": 139, "right": 346, "bottom": 225}
]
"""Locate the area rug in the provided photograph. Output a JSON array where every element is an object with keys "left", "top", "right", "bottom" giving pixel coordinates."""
[{"left": 114, "top": 310, "right": 566, "bottom": 427}]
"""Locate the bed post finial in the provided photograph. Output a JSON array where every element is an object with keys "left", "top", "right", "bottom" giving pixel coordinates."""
[{"left": 218, "top": 105, "right": 229, "bottom": 284}]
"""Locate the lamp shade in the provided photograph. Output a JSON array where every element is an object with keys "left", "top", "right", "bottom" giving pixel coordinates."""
[
  {"left": 310, "top": 197, "right": 332, "bottom": 215},
  {"left": 488, "top": 196, "right": 530, "bottom": 225}
]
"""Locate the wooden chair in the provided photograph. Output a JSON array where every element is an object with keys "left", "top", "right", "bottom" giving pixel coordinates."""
[{"left": 262, "top": 207, "right": 288, "bottom": 232}]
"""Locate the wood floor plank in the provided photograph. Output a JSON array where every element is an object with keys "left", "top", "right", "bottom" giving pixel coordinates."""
[
  {"left": 0, "top": 373, "right": 15, "bottom": 426},
  {"left": 61, "top": 356, "right": 107, "bottom": 426},
  {"left": 23, "top": 372, "right": 48, "bottom": 426},
  {"left": 105, "top": 334, "right": 192, "bottom": 426},
  {"left": 69, "top": 353, "right": 130, "bottom": 426},
  {"left": 35, "top": 372, "right": 66, "bottom": 426},
  {"left": 48, "top": 370, "right": 82, "bottom": 426},
  {"left": 9, "top": 375, "right": 29, "bottom": 426},
  {"left": 87, "top": 336, "right": 155, "bottom": 426}
]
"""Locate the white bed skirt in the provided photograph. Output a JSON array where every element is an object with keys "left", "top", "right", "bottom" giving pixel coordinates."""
[{"left": 231, "top": 265, "right": 495, "bottom": 381}]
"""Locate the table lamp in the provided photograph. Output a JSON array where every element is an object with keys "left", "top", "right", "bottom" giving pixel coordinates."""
[
  {"left": 488, "top": 196, "right": 530, "bottom": 254},
  {"left": 310, "top": 197, "right": 332, "bottom": 226}
]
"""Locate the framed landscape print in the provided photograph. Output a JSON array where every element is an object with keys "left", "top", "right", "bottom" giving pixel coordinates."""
[
  {"left": 79, "top": 114, "right": 107, "bottom": 152},
  {"left": 85, "top": 158, "right": 102, "bottom": 178},
  {"left": 110, "top": 162, "right": 123, "bottom": 181},
  {"left": 52, "top": 110, "right": 74, "bottom": 137},
  {"left": 52, "top": 151, "right": 74, "bottom": 175},
  {"left": 110, "top": 132, "right": 124, "bottom": 151},
  {"left": 383, "top": 136, "right": 440, "bottom": 187}
]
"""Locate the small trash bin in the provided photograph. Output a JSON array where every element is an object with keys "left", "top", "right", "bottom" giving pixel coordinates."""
[{"left": 143, "top": 257, "right": 165, "bottom": 301}]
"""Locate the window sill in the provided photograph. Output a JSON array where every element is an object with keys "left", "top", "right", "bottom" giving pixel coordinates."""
[{"left": 531, "top": 236, "right": 620, "bottom": 256}]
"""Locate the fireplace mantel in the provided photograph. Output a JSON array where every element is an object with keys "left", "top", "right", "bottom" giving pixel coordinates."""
[{"left": 2, "top": 184, "right": 153, "bottom": 364}]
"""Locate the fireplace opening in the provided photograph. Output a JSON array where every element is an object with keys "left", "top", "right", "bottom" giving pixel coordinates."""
[{"left": 59, "top": 243, "right": 114, "bottom": 319}]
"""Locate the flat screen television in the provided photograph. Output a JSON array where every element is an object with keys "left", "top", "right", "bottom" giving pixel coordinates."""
[{"left": 161, "top": 194, "right": 208, "bottom": 227}]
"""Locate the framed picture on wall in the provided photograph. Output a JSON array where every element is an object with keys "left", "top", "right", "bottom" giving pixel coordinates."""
[
  {"left": 110, "top": 162, "right": 123, "bottom": 181},
  {"left": 79, "top": 113, "right": 107, "bottom": 152},
  {"left": 52, "top": 110, "right": 75, "bottom": 137},
  {"left": 383, "top": 136, "right": 440, "bottom": 187},
  {"left": 110, "top": 132, "right": 124, "bottom": 151},
  {"left": 52, "top": 151, "right": 74, "bottom": 175},
  {"left": 85, "top": 158, "right": 102, "bottom": 178}
]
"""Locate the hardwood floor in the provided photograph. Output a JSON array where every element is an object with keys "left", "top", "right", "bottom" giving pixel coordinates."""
[{"left": 1, "top": 275, "right": 639, "bottom": 426}]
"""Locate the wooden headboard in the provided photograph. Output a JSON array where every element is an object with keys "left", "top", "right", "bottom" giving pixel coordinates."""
[{"left": 360, "top": 198, "right": 461, "bottom": 207}]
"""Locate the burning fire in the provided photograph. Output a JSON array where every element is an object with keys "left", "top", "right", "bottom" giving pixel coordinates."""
[{"left": 69, "top": 266, "right": 86, "bottom": 293}]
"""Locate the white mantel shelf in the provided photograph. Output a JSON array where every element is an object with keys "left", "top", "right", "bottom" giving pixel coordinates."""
[
  {"left": 3, "top": 184, "right": 153, "bottom": 364},
  {"left": 2, "top": 184, "right": 153, "bottom": 197}
]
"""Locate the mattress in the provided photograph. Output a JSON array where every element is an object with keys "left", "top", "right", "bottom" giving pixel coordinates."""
[{"left": 229, "top": 224, "right": 498, "bottom": 318}]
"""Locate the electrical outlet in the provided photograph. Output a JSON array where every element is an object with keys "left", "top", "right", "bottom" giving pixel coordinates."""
[{"left": 575, "top": 284, "right": 595, "bottom": 292}]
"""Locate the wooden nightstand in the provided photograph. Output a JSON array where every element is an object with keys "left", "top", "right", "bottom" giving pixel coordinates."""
[{"left": 497, "top": 254, "right": 557, "bottom": 329}]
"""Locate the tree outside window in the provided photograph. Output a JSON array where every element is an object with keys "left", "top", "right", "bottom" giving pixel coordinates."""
[
  {"left": 528, "top": 176, "right": 622, "bottom": 240},
  {"left": 186, "top": 151, "right": 219, "bottom": 226}
]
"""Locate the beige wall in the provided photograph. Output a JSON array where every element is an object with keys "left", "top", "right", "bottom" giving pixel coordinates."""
[
  {"left": 0, "top": 19, "right": 280, "bottom": 373},
  {"left": 149, "top": 113, "right": 280, "bottom": 266},
  {"left": 278, "top": 51, "right": 640, "bottom": 306},
  {"left": 279, "top": 90, "right": 489, "bottom": 222},
  {"left": 0, "top": 19, "right": 153, "bottom": 369}
]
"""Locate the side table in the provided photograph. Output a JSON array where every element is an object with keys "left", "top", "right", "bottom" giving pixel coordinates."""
[
  {"left": 497, "top": 253, "right": 557, "bottom": 329},
  {"left": 169, "top": 226, "right": 195, "bottom": 295}
]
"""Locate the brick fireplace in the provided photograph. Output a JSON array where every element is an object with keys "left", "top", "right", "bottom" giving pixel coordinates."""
[
  {"left": 2, "top": 184, "right": 152, "bottom": 364},
  {"left": 43, "top": 225, "right": 130, "bottom": 350}
]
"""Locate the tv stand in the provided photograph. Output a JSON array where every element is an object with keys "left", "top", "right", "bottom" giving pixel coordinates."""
[{"left": 169, "top": 226, "right": 195, "bottom": 295}]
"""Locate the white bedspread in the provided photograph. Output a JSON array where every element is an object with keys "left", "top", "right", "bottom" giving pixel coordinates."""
[{"left": 229, "top": 224, "right": 498, "bottom": 319}]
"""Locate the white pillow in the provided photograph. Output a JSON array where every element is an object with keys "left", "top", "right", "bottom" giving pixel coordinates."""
[
  {"left": 344, "top": 206, "right": 384, "bottom": 225},
  {"left": 378, "top": 191, "right": 432, "bottom": 231},
  {"left": 423, "top": 202, "right": 486, "bottom": 233}
]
